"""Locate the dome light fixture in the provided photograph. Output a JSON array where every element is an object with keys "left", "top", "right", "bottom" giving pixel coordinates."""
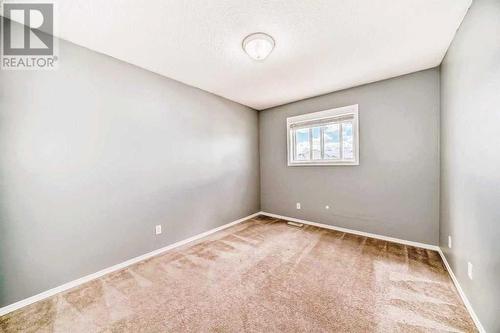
[{"left": 242, "top": 32, "right": 275, "bottom": 61}]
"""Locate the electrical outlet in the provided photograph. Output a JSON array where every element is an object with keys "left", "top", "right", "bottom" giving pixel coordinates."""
[
  {"left": 448, "top": 235, "right": 452, "bottom": 249},
  {"left": 325, "top": 205, "right": 330, "bottom": 210},
  {"left": 467, "top": 262, "right": 473, "bottom": 280},
  {"left": 296, "top": 202, "right": 301, "bottom": 210},
  {"left": 155, "top": 225, "right": 162, "bottom": 235}
]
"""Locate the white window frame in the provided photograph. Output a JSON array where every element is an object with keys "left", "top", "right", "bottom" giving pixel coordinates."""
[{"left": 287, "top": 104, "right": 359, "bottom": 166}]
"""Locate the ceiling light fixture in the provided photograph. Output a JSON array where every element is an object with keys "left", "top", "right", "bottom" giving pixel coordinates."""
[{"left": 242, "top": 33, "right": 275, "bottom": 61}]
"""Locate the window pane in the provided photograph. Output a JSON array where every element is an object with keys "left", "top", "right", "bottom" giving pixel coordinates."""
[
  {"left": 312, "top": 127, "right": 321, "bottom": 160},
  {"left": 342, "top": 122, "right": 354, "bottom": 160},
  {"left": 323, "top": 124, "right": 340, "bottom": 159},
  {"left": 295, "top": 128, "right": 310, "bottom": 161}
]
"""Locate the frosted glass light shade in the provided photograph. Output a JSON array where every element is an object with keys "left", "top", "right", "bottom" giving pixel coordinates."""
[{"left": 242, "top": 33, "right": 275, "bottom": 61}]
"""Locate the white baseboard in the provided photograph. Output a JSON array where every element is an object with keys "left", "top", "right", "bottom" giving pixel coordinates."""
[
  {"left": 260, "top": 211, "right": 439, "bottom": 251},
  {"left": 2, "top": 211, "right": 485, "bottom": 333},
  {"left": 437, "top": 249, "right": 486, "bottom": 333},
  {"left": 0, "top": 212, "right": 261, "bottom": 317}
]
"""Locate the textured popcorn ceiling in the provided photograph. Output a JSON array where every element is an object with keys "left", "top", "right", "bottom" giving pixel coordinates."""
[{"left": 13, "top": 0, "right": 471, "bottom": 109}]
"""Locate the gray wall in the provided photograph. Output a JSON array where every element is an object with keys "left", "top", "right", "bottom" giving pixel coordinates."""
[
  {"left": 260, "top": 68, "right": 440, "bottom": 245},
  {"left": 0, "top": 37, "right": 259, "bottom": 306},
  {"left": 440, "top": 0, "right": 500, "bottom": 331}
]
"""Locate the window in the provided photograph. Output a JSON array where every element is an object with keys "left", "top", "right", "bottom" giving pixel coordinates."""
[{"left": 287, "top": 105, "right": 359, "bottom": 166}]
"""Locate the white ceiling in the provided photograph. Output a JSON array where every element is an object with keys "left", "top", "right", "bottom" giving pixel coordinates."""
[{"left": 11, "top": 0, "right": 471, "bottom": 110}]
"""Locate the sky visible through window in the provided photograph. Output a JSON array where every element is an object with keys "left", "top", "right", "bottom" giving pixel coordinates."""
[{"left": 294, "top": 122, "right": 353, "bottom": 162}]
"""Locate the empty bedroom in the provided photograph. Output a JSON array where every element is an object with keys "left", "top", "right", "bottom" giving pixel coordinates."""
[{"left": 0, "top": 0, "right": 498, "bottom": 332}]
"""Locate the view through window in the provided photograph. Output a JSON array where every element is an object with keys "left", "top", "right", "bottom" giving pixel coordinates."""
[{"left": 287, "top": 105, "right": 359, "bottom": 165}]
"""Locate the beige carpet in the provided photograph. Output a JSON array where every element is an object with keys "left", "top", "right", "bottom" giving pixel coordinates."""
[{"left": 0, "top": 216, "right": 477, "bottom": 332}]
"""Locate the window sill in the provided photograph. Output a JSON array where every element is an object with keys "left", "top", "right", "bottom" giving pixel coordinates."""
[{"left": 288, "top": 161, "right": 359, "bottom": 167}]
